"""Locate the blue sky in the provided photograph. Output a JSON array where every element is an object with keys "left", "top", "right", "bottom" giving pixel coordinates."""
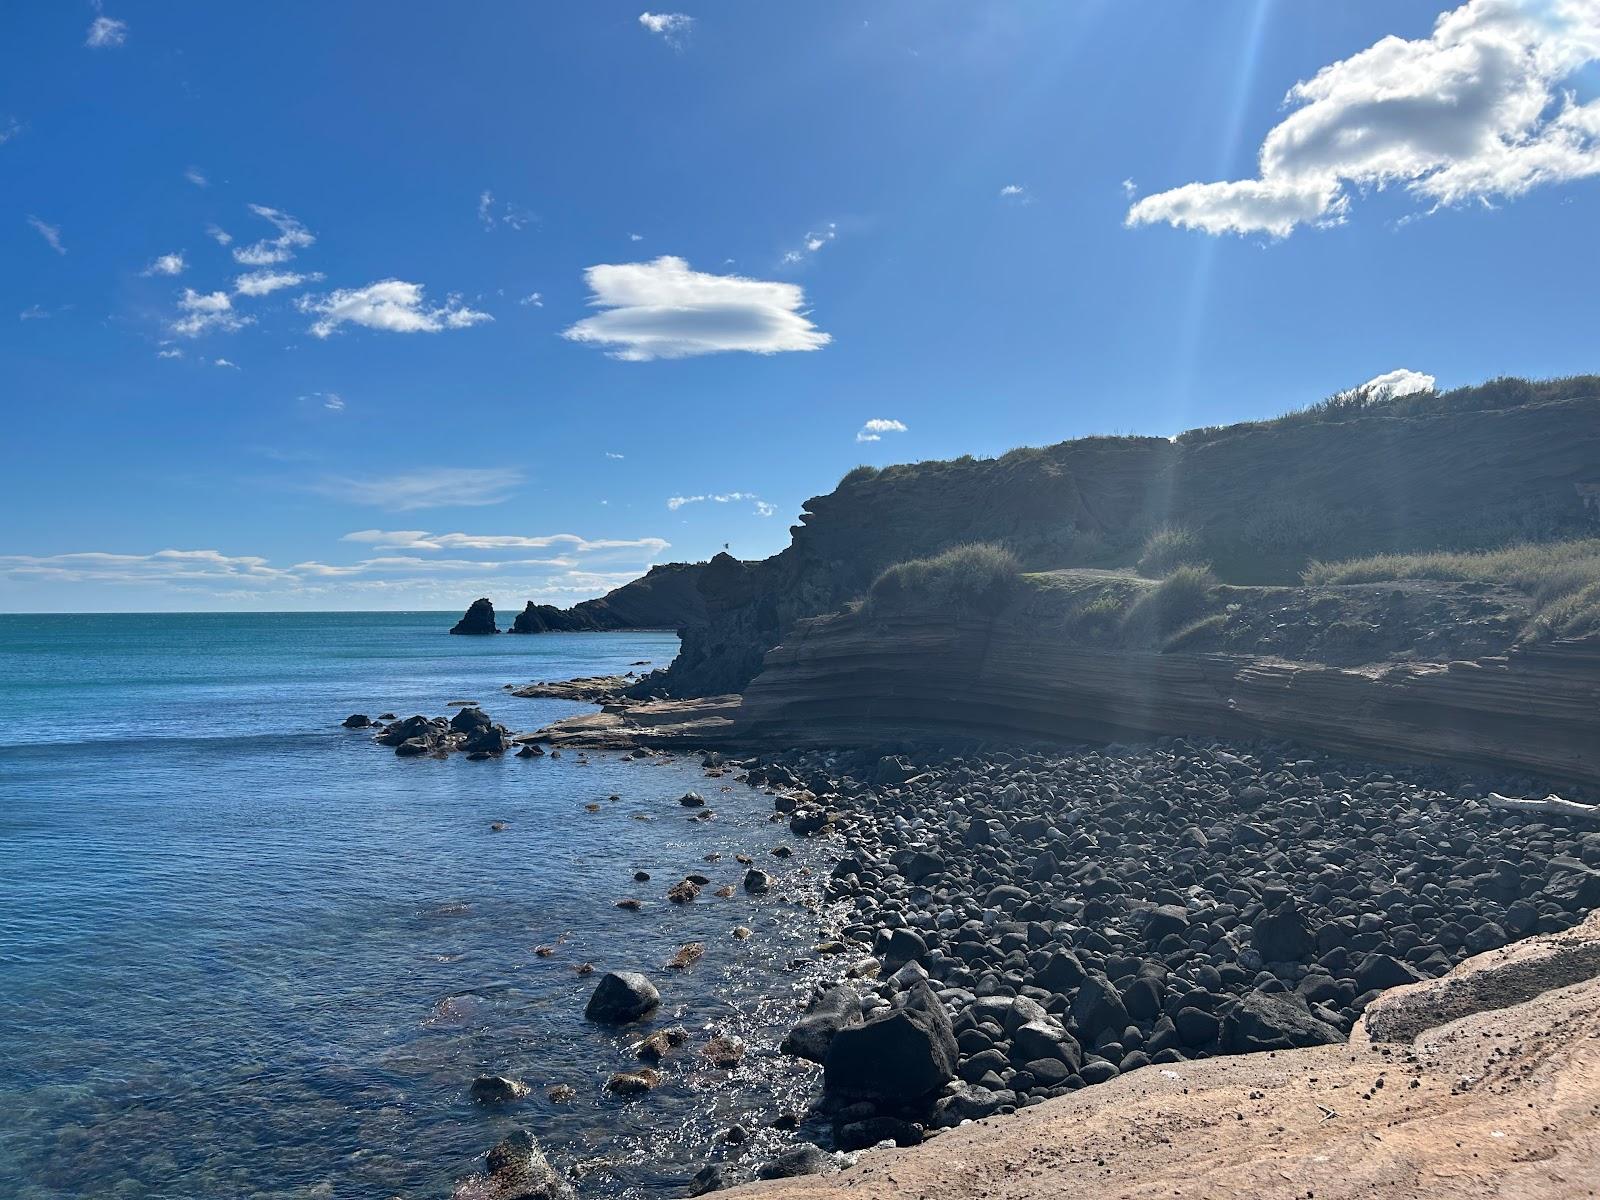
[{"left": 5, "top": 0, "right": 1600, "bottom": 612}]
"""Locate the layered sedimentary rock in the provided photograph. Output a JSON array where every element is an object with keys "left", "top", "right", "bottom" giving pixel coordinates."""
[
  {"left": 643, "top": 391, "right": 1600, "bottom": 697},
  {"left": 734, "top": 606, "right": 1600, "bottom": 790},
  {"left": 508, "top": 561, "right": 710, "bottom": 634}
]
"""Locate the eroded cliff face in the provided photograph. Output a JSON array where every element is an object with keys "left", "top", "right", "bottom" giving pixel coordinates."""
[
  {"left": 645, "top": 393, "right": 1600, "bottom": 698},
  {"left": 734, "top": 597, "right": 1600, "bottom": 792}
]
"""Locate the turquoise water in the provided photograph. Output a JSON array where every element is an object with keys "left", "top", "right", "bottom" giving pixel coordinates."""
[{"left": 0, "top": 614, "right": 829, "bottom": 1199}]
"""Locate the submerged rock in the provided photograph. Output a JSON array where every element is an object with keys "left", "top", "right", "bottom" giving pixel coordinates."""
[
  {"left": 469, "top": 1074, "right": 530, "bottom": 1104},
  {"left": 453, "top": 1128, "right": 574, "bottom": 1200}
]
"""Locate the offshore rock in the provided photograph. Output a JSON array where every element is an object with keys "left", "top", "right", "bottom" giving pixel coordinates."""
[{"left": 449, "top": 597, "right": 499, "bottom": 635}]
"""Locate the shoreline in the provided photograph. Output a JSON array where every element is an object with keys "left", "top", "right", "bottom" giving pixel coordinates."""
[{"left": 429, "top": 681, "right": 1600, "bottom": 1196}]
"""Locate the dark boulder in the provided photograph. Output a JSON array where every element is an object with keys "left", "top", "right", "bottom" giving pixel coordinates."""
[
  {"left": 1252, "top": 901, "right": 1316, "bottom": 962},
  {"left": 1221, "top": 990, "right": 1343, "bottom": 1054},
  {"left": 757, "top": 1144, "right": 833, "bottom": 1180},
  {"left": 449, "top": 597, "right": 499, "bottom": 635},
  {"left": 781, "top": 984, "right": 863, "bottom": 1062},
  {"left": 823, "top": 982, "right": 956, "bottom": 1103},
  {"left": 341, "top": 713, "right": 371, "bottom": 728},
  {"left": 584, "top": 971, "right": 660, "bottom": 1024},
  {"left": 1071, "top": 972, "right": 1130, "bottom": 1039}
]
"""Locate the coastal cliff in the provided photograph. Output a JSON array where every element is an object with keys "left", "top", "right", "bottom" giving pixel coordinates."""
[
  {"left": 640, "top": 383, "right": 1600, "bottom": 698},
  {"left": 508, "top": 561, "right": 711, "bottom": 634},
  {"left": 735, "top": 589, "right": 1600, "bottom": 791}
]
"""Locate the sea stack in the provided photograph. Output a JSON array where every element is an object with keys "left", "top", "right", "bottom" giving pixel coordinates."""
[{"left": 449, "top": 597, "right": 499, "bottom": 635}]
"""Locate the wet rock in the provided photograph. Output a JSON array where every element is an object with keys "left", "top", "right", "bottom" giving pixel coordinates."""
[
  {"left": 455, "top": 1128, "right": 574, "bottom": 1200},
  {"left": 605, "top": 1067, "right": 663, "bottom": 1096},
  {"left": 781, "top": 983, "right": 864, "bottom": 1062},
  {"left": 837, "top": 1116, "right": 922, "bottom": 1151},
  {"left": 703, "top": 1035, "right": 745, "bottom": 1068},
  {"left": 679, "top": 791, "right": 706, "bottom": 807},
  {"left": 688, "top": 1164, "right": 726, "bottom": 1196},
  {"left": 515, "top": 743, "right": 545, "bottom": 758},
  {"left": 469, "top": 1074, "right": 530, "bottom": 1104},
  {"left": 668, "top": 879, "right": 702, "bottom": 904},
  {"left": 341, "top": 713, "right": 371, "bottom": 728},
  {"left": 584, "top": 970, "right": 660, "bottom": 1024},
  {"left": 743, "top": 868, "right": 771, "bottom": 894}
]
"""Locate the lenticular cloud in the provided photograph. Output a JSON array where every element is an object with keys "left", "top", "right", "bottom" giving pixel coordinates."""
[{"left": 562, "top": 256, "right": 832, "bottom": 362}]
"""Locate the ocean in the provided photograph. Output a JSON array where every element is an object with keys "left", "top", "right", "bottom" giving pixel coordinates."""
[{"left": 0, "top": 613, "right": 831, "bottom": 1199}]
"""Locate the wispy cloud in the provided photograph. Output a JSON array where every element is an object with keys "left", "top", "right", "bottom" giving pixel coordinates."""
[
  {"left": 856, "top": 417, "right": 907, "bottom": 443},
  {"left": 213, "top": 357, "right": 238, "bottom": 369},
  {"left": 321, "top": 392, "right": 345, "bottom": 412},
  {"left": 169, "top": 288, "right": 251, "bottom": 338},
  {"left": 999, "top": 184, "right": 1032, "bottom": 203},
  {"left": 19, "top": 304, "right": 50, "bottom": 321},
  {"left": 233, "top": 268, "right": 323, "bottom": 297},
  {"left": 27, "top": 216, "right": 65, "bottom": 255},
  {"left": 1128, "top": 0, "right": 1600, "bottom": 236},
  {"left": 639, "top": 11, "right": 693, "bottom": 48},
  {"left": 310, "top": 467, "right": 524, "bottom": 511},
  {"left": 157, "top": 347, "right": 183, "bottom": 359},
  {"left": 232, "top": 204, "right": 315, "bottom": 266},
  {"left": 86, "top": 15, "right": 128, "bottom": 48},
  {"left": 342, "top": 529, "right": 670, "bottom": 556},
  {"left": 667, "top": 491, "right": 776, "bottom": 517},
  {"left": 297, "top": 280, "right": 491, "bottom": 338},
  {"left": 563, "top": 256, "right": 830, "bottom": 361},
  {"left": 0, "top": 116, "right": 22, "bottom": 146},
  {"left": 605, "top": 451, "right": 625, "bottom": 460},
  {"left": 184, "top": 166, "right": 209, "bottom": 188},
  {"left": 477, "top": 189, "right": 534, "bottom": 231},
  {"left": 142, "top": 252, "right": 187, "bottom": 277},
  {"left": 520, "top": 292, "right": 544, "bottom": 307},
  {"left": 206, "top": 224, "right": 233, "bottom": 247},
  {"left": 782, "top": 221, "right": 837, "bottom": 264}
]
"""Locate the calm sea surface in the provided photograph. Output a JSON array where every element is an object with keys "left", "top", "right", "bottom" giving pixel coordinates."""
[{"left": 0, "top": 613, "right": 832, "bottom": 1199}]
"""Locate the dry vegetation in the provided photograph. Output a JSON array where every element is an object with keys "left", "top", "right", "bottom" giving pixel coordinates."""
[{"left": 1304, "top": 538, "right": 1600, "bottom": 641}]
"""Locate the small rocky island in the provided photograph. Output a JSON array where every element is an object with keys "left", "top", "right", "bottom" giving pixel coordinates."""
[{"left": 450, "top": 597, "right": 499, "bottom": 635}]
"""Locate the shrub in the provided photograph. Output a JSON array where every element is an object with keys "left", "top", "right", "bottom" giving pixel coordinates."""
[
  {"left": 869, "top": 543, "right": 1022, "bottom": 615},
  {"left": 1137, "top": 526, "right": 1206, "bottom": 578},
  {"left": 1303, "top": 538, "right": 1600, "bottom": 642},
  {"left": 838, "top": 464, "right": 879, "bottom": 486},
  {"left": 1122, "top": 565, "right": 1218, "bottom": 640}
]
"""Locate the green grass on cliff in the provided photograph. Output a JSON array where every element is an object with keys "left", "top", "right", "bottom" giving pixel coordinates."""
[
  {"left": 869, "top": 542, "right": 1022, "bottom": 614},
  {"left": 1303, "top": 539, "right": 1600, "bottom": 641}
]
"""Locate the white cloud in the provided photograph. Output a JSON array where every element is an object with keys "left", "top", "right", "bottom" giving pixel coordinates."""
[
  {"left": 855, "top": 417, "right": 908, "bottom": 443},
  {"left": 27, "top": 216, "right": 65, "bottom": 255},
  {"left": 157, "top": 348, "right": 183, "bottom": 359},
  {"left": 20, "top": 304, "right": 49, "bottom": 321},
  {"left": 478, "top": 190, "right": 534, "bottom": 232},
  {"left": 783, "top": 221, "right": 838, "bottom": 264},
  {"left": 1129, "top": 0, "right": 1600, "bottom": 236},
  {"left": 213, "top": 357, "right": 238, "bottom": 369},
  {"left": 0, "top": 117, "right": 22, "bottom": 146},
  {"left": 169, "top": 288, "right": 252, "bottom": 337},
  {"left": 563, "top": 256, "right": 830, "bottom": 361},
  {"left": 999, "top": 184, "right": 1033, "bottom": 204},
  {"left": 233, "top": 268, "right": 323, "bottom": 297},
  {"left": 86, "top": 15, "right": 127, "bottom": 48},
  {"left": 207, "top": 224, "right": 233, "bottom": 247},
  {"left": 341, "top": 529, "right": 671, "bottom": 556},
  {"left": 185, "top": 166, "right": 209, "bottom": 188},
  {"left": 667, "top": 491, "right": 775, "bottom": 516},
  {"left": 1345, "top": 368, "right": 1437, "bottom": 401},
  {"left": 232, "top": 204, "right": 315, "bottom": 266},
  {"left": 520, "top": 291, "right": 544, "bottom": 307},
  {"left": 630, "top": 232, "right": 644, "bottom": 241},
  {"left": 311, "top": 467, "right": 524, "bottom": 510},
  {"left": 297, "top": 280, "right": 492, "bottom": 338},
  {"left": 605, "top": 451, "right": 625, "bottom": 459},
  {"left": 1121, "top": 178, "right": 1138, "bottom": 198},
  {"left": 322, "top": 392, "right": 345, "bottom": 412},
  {"left": 143, "top": 252, "right": 187, "bottom": 277},
  {"left": 639, "top": 11, "right": 693, "bottom": 47}
]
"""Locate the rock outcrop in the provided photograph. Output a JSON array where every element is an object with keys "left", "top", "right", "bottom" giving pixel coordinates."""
[
  {"left": 734, "top": 602, "right": 1600, "bottom": 792},
  {"left": 449, "top": 598, "right": 498, "bottom": 635},
  {"left": 509, "top": 561, "right": 710, "bottom": 634}
]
